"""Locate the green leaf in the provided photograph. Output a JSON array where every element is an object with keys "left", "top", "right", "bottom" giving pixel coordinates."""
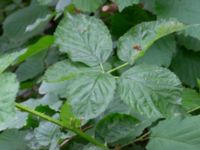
[
  {"left": 177, "top": 35, "right": 200, "bottom": 52},
  {"left": 34, "top": 120, "right": 62, "bottom": 149},
  {"left": 25, "top": 131, "right": 43, "bottom": 150},
  {"left": 44, "top": 60, "right": 112, "bottom": 83},
  {"left": 95, "top": 113, "right": 147, "bottom": 145},
  {"left": 83, "top": 144, "right": 103, "bottom": 150},
  {"left": 112, "top": 0, "right": 139, "bottom": 11},
  {"left": 118, "top": 65, "right": 182, "bottom": 119},
  {"left": 0, "top": 129, "right": 29, "bottom": 150},
  {"left": 0, "top": 111, "right": 28, "bottom": 131},
  {"left": 155, "top": 0, "right": 200, "bottom": 24},
  {"left": 60, "top": 102, "right": 80, "bottom": 127},
  {"left": 45, "top": 47, "right": 60, "bottom": 66},
  {"left": 181, "top": 25, "right": 200, "bottom": 41},
  {"left": 147, "top": 116, "right": 200, "bottom": 150},
  {"left": 39, "top": 81, "right": 69, "bottom": 98},
  {"left": 177, "top": 24, "right": 200, "bottom": 52},
  {"left": 182, "top": 88, "right": 200, "bottom": 112},
  {"left": 3, "top": 1, "right": 52, "bottom": 42},
  {"left": 56, "top": 0, "right": 71, "bottom": 12},
  {"left": 68, "top": 71, "right": 116, "bottom": 120},
  {"left": 117, "top": 19, "right": 185, "bottom": 63},
  {"left": 111, "top": 5, "right": 155, "bottom": 38},
  {"left": 37, "top": 0, "right": 54, "bottom": 6},
  {"left": 60, "top": 102, "right": 74, "bottom": 125},
  {"left": 17, "top": 35, "right": 55, "bottom": 64},
  {"left": 44, "top": 60, "right": 82, "bottom": 83},
  {"left": 104, "top": 94, "right": 132, "bottom": 115},
  {"left": 104, "top": 94, "right": 154, "bottom": 122},
  {"left": 0, "top": 50, "right": 25, "bottom": 74},
  {"left": 136, "top": 35, "right": 176, "bottom": 67},
  {"left": 198, "top": 79, "right": 200, "bottom": 90},
  {"left": 140, "top": 0, "right": 156, "bottom": 13},
  {"left": 41, "top": 60, "right": 88, "bottom": 99},
  {"left": 39, "top": 94, "right": 62, "bottom": 112},
  {"left": 16, "top": 51, "right": 46, "bottom": 82},
  {"left": 72, "top": 0, "right": 105, "bottom": 12},
  {"left": 55, "top": 14, "right": 113, "bottom": 66},
  {"left": 0, "top": 73, "right": 19, "bottom": 123},
  {"left": 22, "top": 93, "right": 62, "bottom": 112},
  {"left": 170, "top": 48, "right": 200, "bottom": 87}
]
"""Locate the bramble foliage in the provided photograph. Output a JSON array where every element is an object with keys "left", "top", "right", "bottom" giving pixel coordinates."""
[{"left": 1, "top": 0, "right": 200, "bottom": 150}]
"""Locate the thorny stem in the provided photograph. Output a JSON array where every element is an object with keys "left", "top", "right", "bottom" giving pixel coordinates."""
[{"left": 15, "top": 103, "right": 108, "bottom": 150}]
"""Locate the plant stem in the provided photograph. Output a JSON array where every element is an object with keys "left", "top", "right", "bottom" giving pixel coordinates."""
[
  {"left": 134, "top": 131, "right": 150, "bottom": 143},
  {"left": 72, "top": 128, "right": 108, "bottom": 149},
  {"left": 100, "top": 63, "right": 105, "bottom": 73},
  {"left": 187, "top": 106, "right": 200, "bottom": 113},
  {"left": 121, "top": 131, "right": 150, "bottom": 149},
  {"left": 60, "top": 125, "right": 93, "bottom": 148},
  {"left": 15, "top": 103, "right": 66, "bottom": 128},
  {"left": 15, "top": 103, "right": 108, "bottom": 150},
  {"left": 107, "top": 62, "right": 129, "bottom": 73},
  {"left": 107, "top": 51, "right": 145, "bottom": 74}
]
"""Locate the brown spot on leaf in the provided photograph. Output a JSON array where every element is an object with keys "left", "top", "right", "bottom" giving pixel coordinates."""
[{"left": 133, "top": 44, "right": 142, "bottom": 51}]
